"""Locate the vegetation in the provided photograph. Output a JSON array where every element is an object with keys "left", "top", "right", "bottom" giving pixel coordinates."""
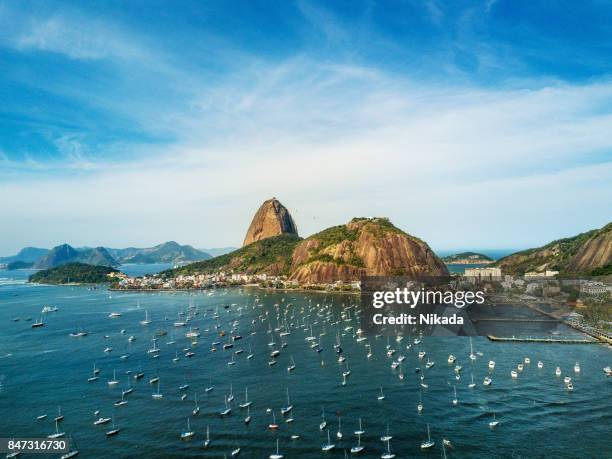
[
  {"left": 163, "top": 234, "right": 302, "bottom": 277},
  {"left": 441, "top": 252, "right": 493, "bottom": 263},
  {"left": 494, "top": 222, "right": 611, "bottom": 275},
  {"left": 29, "top": 262, "right": 119, "bottom": 284},
  {"left": 590, "top": 264, "right": 612, "bottom": 277}
]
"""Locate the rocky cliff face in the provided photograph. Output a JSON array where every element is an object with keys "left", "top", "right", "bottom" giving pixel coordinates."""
[
  {"left": 243, "top": 198, "right": 298, "bottom": 246},
  {"left": 290, "top": 218, "right": 448, "bottom": 284},
  {"left": 495, "top": 222, "right": 611, "bottom": 275}
]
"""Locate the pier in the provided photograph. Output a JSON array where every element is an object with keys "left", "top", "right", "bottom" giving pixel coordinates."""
[{"left": 487, "top": 335, "right": 599, "bottom": 344}]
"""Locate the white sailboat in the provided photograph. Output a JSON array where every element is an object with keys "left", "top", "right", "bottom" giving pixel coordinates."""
[
  {"left": 319, "top": 407, "right": 327, "bottom": 430},
  {"left": 281, "top": 388, "right": 293, "bottom": 414},
  {"left": 239, "top": 386, "right": 252, "bottom": 408},
  {"left": 47, "top": 419, "right": 66, "bottom": 439},
  {"left": 107, "top": 369, "right": 119, "bottom": 386},
  {"left": 354, "top": 417, "right": 365, "bottom": 435},
  {"left": 377, "top": 387, "right": 385, "bottom": 400},
  {"left": 336, "top": 415, "right": 343, "bottom": 439},
  {"left": 468, "top": 373, "right": 476, "bottom": 389},
  {"left": 489, "top": 412, "right": 499, "bottom": 428},
  {"left": 204, "top": 425, "right": 211, "bottom": 447},
  {"left": 180, "top": 417, "right": 194, "bottom": 439},
  {"left": 269, "top": 438, "right": 284, "bottom": 459},
  {"left": 381, "top": 437, "right": 395, "bottom": 459},
  {"left": 140, "top": 310, "right": 151, "bottom": 326},
  {"left": 420, "top": 424, "right": 435, "bottom": 449},
  {"left": 106, "top": 416, "right": 120, "bottom": 436},
  {"left": 193, "top": 394, "right": 200, "bottom": 416},
  {"left": 220, "top": 394, "right": 231, "bottom": 416},
  {"left": 152, "top": 381, "right": 163, "bottom": 399},
  {"left": 321, "top": 430, "right": 335, "bottom": 451},
  {"left": 452, "top": 385, "right": 458, "bottom": 406}
]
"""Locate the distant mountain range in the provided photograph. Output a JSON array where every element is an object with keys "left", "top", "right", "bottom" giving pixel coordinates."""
[
  {"left": 34, "top": 244, "right": 119, "bottom": 269},
  {"left": 0, "top": 247, "right": 49, "bottom": 264},
  {"left": 106, "top": 241, "right": 211, "bottom": 264},
  {"left": 2, "top": 241, "right": 214, "bottom": 269}
]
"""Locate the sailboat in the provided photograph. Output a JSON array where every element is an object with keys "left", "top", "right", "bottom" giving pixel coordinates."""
[
  {"left": 220, "top": 394, "right": 231, "bottom": 415},
  {"left": 204, "top": 425, "right": 211, "bottom": 447},
  {"left": 107, "top": 369, "right": 118, "bottom": 386},
  {"left": 60, "top": 435, "right": 79, "bottom": 459},
  {"left": 205, "top": 377, "right": 214, "bottom": 392},
  {"left": 54, "top": 406, "right": 64, "bottom": 422},
  {"left": 319, "top": 407, "right": 327, "bottom": 430},
  {"left": 381, "top": 437, "right": 395, "bottom": 459},
  {"left": 489, "top": 412, "right": 499, "bottom": 428},
  {"left": 354, "top": 417, "right": 365, "bottom": 435},
  {"left": 106, "top": 416, "right": 120, "bottom": 436},
  {"left": 417, "top": 390, "right": 423, "bottom": 413},
  {"left": 114, "top": 391, "right": 127, "bottom": 407},
  {"left": 287, "top": 356, "right": 296, "bottom": 372},
  {"left": 227, "top": 384, "right": 234, "bottom": 402},
  {"left": 351, "top": 430, "right": 365, "bottom": 454},
  {"left": 483, "top": 376, "right": 492, "bottom": 386},
  {"left": 193, "top": 394, "right": 200, "bottom": 415},
  {"left": 420, "top": 424, "right": 435, "bottom": 449},
  {"left": 152, "top": 381, "right": 163, "bottom": 399},
  {"left": 48, "top": 419, "right": 66, "bottom": 439},
  {"left": 180, "top": 417, "right": 194, "bottom": 439},
  {"left": 239, "top": 387, "right": 253, "bottom": 408},
  {"left": 88, "top": 363, "right": 99, "bottom": 382},
  {"left": 140, "top": 310, "right": 151, "bottom": 326},
  {"left": 244, "top": 406, "right": 251, "bottom": 424},
  {"left": 281, "top": 388, "right": 293, "bottom": 414},
  {"left": 469, "top": 338, "right": 476, "bottom": 361},
  {"left": 268, "top": 411, "right": 279, "bottom": 430},
  {"left": 380, "top": 423, "right": 392, "bottom": 442},
  {"left": 468, "top": 373, "right": 476, "bottom": 388},
  {"left": 321, "top": 429, "right": 335, "bottom": 451},
  {"left": 269, "top": 438, "right": 284, "bottom": 459},
  {"left": 574, "top": 362, "right": 581, "bottom": 373},
  {"left": 336, "top": 415, "right": 343, "bottom": 439},
  {"left": 452, "top": 385, "right": 458, "bottom": 406},
  {"left": 377, "top": 387, "right": 385, "bottom": 400}
]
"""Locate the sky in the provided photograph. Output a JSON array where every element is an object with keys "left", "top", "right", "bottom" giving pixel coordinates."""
[{"left": 0, "top": 0, "right": 611, "bottom": 255}]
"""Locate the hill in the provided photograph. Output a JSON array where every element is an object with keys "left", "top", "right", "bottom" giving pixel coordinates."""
[
  {"left": 33, "top": 244, "right": 119, "bottom": 269},
  {"left": 243, "top": 198, "right": 298, "bottom": 246},
  {"left": 7, "top": 261, "right": 34, "bottom": 270},
  {"left": 29, "top": 262, "right": 119, "bottom": 284},
  {"left": 108, "top": 241, "right": 211, "bottom": 264},
  {"left": 441, "top": 252, "right": 494, "bottom": 264},
  {"left": 0, "top": 247, "right": 49, "bottom": 264},
  {"left": 290, "top": 218, "right": 448, "bottom": 283},
  {"left": 494, "top": 222, "right": 612, "bottom": 275},
  {"left": 166, "top": 234, "right": 302, "bottom": 277}
]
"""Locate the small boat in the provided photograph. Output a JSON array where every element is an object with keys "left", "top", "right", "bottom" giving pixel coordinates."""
[
  {"left": 483, "top": 376, "right": 492, "bottom": 386},
  {"left": 231, "top": 447, "right": 241, "bottom": 457},
  {"left": 37, "top": 414, "right": 47, "bottom": 420},
  {"left": 511, "top": 370, "right": 518, "bottom": 378},
  {"left": 524, "top": 357, "right": 531, "bottom": 364},
  {"left": 574, "top": 362, "right": 581, "bottom": 373},
  {"left": 447, "top": 355, "right": 456, "bottom": 364},
  {"left": 319, "top": 407, "right": 327, "bottom": 430},
  {"left": 220, "top": 395, "right": 231, "bottom": 416},
  {"left": 59, "top": 436, "right": 79, "bottom": 459},
  {"left": 152, "top": 381, "right": 163, "bottom": 399},
  {"left": 468, "top": 374, "right": 476, "bottom": 389},
  {"left": 452, "top": 385, "right": 458, "bottom": 406},
  {"left": 321, "top": 430, "right": 335, "bottom": 451},
  {"left": 268, "top": 411, "right": 279, "bottom": 429},
  {"left": 420, "top": 424, "right": 435, "bottom": 449},
  {"left": 54, "top": 407, "right": 64, "bottom": 422},
  {"left": 140, "top": 311, "right": 151, "bottom": 326},
  {"left": 336, "top": 416, "right": 343, "bottom": 439},
  {"left": 94, "top": 417, "right": 111, "bottom": 426},
  {"left": 269, "top": 438, "right": 284, "bottom": 459},
  {"left": 31, "top": 318, "right": 44, "bottom": 328},
  {"left": 287, "top": 356, "right": 296, "bottom": 372},
  {"left": 538, "top": 361, "right": 544, "bottom": 369},
  {"left": 107, "top": 369, "right": 119, "bottom": 386},
  {"left": 354, "top": 417, "right": 365, "bottom": 435},
  {"left": 48, "top": 419, "right": 65, "bottom": 439},
  {"left": 377, "top": 387, "right": 385, "bottom": 401},
  {"left": 193, "top": 394, "right": 200, "bottom": 415},
  {"left": 180, "top": 417, "right": 194, "bottom": 440},
  {"left": 380, "top": 423, "right": 392, "bottom": 442},
  {"left": 281, "top": 388, "right": 293, "bottom": 414},
  {"left": 555, "top": 367, "right": 562, "bottom": 376},
  {"left": 517, "top": 363, "right": 524, "bottom": 372},
  {"left": 488, "top": 360, "right": 495, "bottom": 369},
  {"left": 88, "top": 363, "right": 99, "bottom": 382},
  {"left": 381, "top": 437, "right": 395, "bottom": 459},
  {"left": 244, "top": 406, "right": 251, "bottom": 424},
  {"left": 489, "top": 412, "right": 499, "bottom": 428},
  {"left": 108, "top": 312, "right": 121, "bottom": 318},
  {"left": 204, "top": 425, "right": 211, "bottom": 448},
  {"left": 106, "top": 417, "right": 120, "bottom": 437}
]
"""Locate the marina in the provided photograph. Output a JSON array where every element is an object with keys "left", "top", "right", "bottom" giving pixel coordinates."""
[{"left": 1, "top": 268, "right": 611, "bottom": 458}]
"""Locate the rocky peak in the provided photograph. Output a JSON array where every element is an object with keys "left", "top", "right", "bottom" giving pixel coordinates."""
[{"left": 243, "top": 198, "right": 298, "bottom": 246}]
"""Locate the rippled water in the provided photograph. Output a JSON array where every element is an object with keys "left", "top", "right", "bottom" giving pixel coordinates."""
[{"left": 0, "top": 269, "right": 610, "bottom": 458}]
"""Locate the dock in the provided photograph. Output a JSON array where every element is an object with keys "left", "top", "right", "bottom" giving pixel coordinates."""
[{"left": 487, "top": 335, "right": 599, "bottom": 344}]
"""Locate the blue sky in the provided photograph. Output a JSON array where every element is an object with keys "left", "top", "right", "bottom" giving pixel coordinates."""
[{"left": 0, "top": 0, "right": 611, "bottom": 254}]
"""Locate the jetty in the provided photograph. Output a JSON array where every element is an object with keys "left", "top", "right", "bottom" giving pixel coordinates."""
[{"left": 487, "top": 335, "right": 599, "bottom": 344}]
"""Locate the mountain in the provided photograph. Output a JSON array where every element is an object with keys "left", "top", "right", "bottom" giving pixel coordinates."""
[
  {"left": 29, "top": 262, "right": 119, "bottom": 284},
  {"left": 108, "top": 241, "right": 212, "bottom": 264},
  {"left": 7, "top": 261, "right": 34, "bottom": 270},
  {"left": 33, "top": 244, "right": 119, "bottom": 269},
  {"left": 243, "top": 198, "right": 298, "bottom": 246},
  {"left": 494, "top": 222, "right": 612, "bottom": 275},
  {"left": 200, "top": 247, "right": 238, "bottom": 257},
  {"left": 169, "top": 234, "right": 302, "bottom": 277},
  {"left": 289, "top": 218, "right": 448, "bottom": 284},
  {"left": 441, "top": 252, "right": 493, "bottom": 264},
  {"left": 0, "top": 247, "right": 49, "bottom": 264},
  {"left": 168, "top": 217, "right": 448, "bottom": 284}
]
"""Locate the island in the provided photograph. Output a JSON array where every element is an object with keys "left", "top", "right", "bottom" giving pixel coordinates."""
[
  {"left": 441, "top": 252, "right": 494, "bottom": 265},
  {"left": 29, "top": 262, "right": 120, "bottom": 285}
]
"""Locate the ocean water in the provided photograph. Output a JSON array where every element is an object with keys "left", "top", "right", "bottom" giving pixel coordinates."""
[{"left": 0, "top": 268, "right": 611, "bottom": 458}]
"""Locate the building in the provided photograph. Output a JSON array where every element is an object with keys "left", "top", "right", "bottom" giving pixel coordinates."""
[
  {"left": 524, "top": 270, "right": 559, "bottom": 279},
  {"left": 464, "top": 267, "right": 502, "bottom": 281},
  {"left": 580, "top": 282, "right": 610, "bottom": 296}
]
